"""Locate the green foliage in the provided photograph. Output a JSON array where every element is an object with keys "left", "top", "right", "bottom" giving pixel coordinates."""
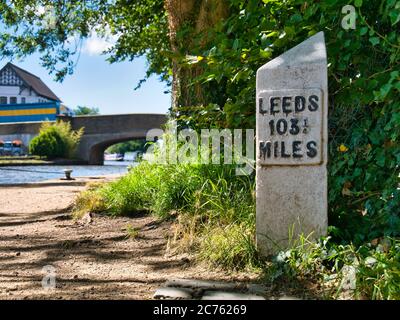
[
  {"left": 329, "top": 102, "right": 400, "bottom": 244},
  {"left": 29, "top": 126, "right": 67, "bottom": 159},
  {"left": 80, "top": 160, "right": 254, "bottom": 220},
  {"left": 29, "top": 121, "right": 84, "bottom": 159},
  {"left": 273, "top": 236, "right": 400, "bottom": 300},
  {"left": 174, "top": 0, "right": 400, "bottom": 244},
  {"left": 0, "top": 0, "right": 170, "bottom": 84},
  {"left": 199, "top": 223, "right": 260, "bottom": 270},
  {"left": 124, "top": 224, "right": 141, "bottom": 240},
  {"left": 73, "top": 182, "right": 106, "bottom": 219},
  {"left": 106, "top": 139, "right": 147, "bottom": 155},
  {"left": 75, "top": 156, "right": 400, "bottom": 298},
  {"left": 73, "top": 160, "right": 257, "bottom": 270},
  {"left": 92, "top": 162, "right": 161, "bottom": 215},
  {"left": 355, "top": 239, "right": 400, "bottom": 300},
  {"left": 0, "top": 1, "right": 108, "bottom": 80},
  {"left": 73, "top": 106, "right": 100, "bottom": 115},
  {"left": 105, "top": 0, "right": 171, "bottom": 88}
]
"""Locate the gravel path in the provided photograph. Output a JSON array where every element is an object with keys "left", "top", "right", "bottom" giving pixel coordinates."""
[{"left": 0, "top": 178, "right": 258, "bottom": 300}]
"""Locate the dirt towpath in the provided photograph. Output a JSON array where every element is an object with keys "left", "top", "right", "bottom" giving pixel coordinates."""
[{"left": 0, "top": 178, "right": 259, "bottom": 300}]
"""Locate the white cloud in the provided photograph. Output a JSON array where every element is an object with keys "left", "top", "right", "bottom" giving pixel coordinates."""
[{"left": 82, "top": 32, "right": 117, "bottom": 56}]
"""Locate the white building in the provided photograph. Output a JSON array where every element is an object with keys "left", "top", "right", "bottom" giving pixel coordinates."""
[{"left": 0, "top": 62, "right": 61, "bottom": 105}]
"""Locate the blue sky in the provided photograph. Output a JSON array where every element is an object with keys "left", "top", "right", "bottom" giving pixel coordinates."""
[{"left": 0, "top": 44, "right": 171, "bottom": 115}]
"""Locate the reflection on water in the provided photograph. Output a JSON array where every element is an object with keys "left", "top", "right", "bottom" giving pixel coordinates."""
[{"left": 0, "top": 161, "right": 135, "bottom": 185}]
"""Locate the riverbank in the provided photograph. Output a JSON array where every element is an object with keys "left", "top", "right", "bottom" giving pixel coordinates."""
[
  {"left": 0, "top": 162, "right": 130, "bottom": 185},
  {"left": 0, "top": 177, "right": 260, "bottom": 300},
  {"left": 0, "top": 157, "right": 88, "bottom": 166},
  {"left": 0, "top": 174, "right": 122, "bottom": 187}
]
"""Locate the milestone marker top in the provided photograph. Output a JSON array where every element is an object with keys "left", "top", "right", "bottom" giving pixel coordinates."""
[{"left": 257, "top": 32, "right": 327, "bottom": 73}]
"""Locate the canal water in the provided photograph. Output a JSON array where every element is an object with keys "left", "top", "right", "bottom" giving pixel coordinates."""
[{"left": 0, "top": 161, "right": 133, "bottom": 185}]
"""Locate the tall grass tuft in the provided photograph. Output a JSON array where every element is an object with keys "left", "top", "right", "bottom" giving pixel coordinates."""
[
  {"left": 199, "top": 223, "right": 260, "bottom": 270},
  {"left": 73, "top": 159, "right": 257, "bottom": 268}
]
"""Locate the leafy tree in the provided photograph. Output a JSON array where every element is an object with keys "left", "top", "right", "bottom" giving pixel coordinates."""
[
  {"left": 0, "top": 0, "right": 226, "bottom": 106},
  {"left": 0, "top": 0, "right": 170, "bottom": 87},
  {"left": 74, "top": 106, "right": 100, "bottom": 115},
  {"left": 106, "top": 140, "right": 147, "bottom": 155},
  {"left": 29, "top": 121, "right": 84, "bottom": 159}
]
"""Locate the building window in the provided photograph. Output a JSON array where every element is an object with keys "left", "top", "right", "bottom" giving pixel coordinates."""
[
  {"left": 10, "top": 97, "right": 17, "bottom": 104},
  {"left": 0, "top": 96, "right": 7, "bottom": 104},
  {"left": 21, "top": 97, "right": 26, "bottom": 104}
]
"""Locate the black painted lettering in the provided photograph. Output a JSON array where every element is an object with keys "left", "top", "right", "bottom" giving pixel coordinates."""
[
  {"left": 289, "top": 118, "right": 300, "bottom": 135},
  {"left": 260, "top": 141, "right": 272, "bottom": 159},
  {"left": 276, "top": 119, "right": 288, "bottom": 135},
  {"left": 274, "top": 141, "right": 279, "bottom": 158},
  {"left": 308, "top": 95, "right": 319, "bottom": 112},
  {"left": 292, "top": 141, "right": 303, "bottom": 158},
  {"left": 295, "top": 96, "right": 306, "bottom": 113},
  {"left": 282, "top": 96, "right": 292, "bottom": 116},
  {"left": 281, "top": 141, "right": 290, "bottom": 158},
  {"left": 269, "top": 120, "right": 275, "bottom": 135},
  {"left": 306, "top": 141, "right": 318, "bottom": 158},
  {"left": 270, "top": 97, "right": 280, "bottom": 115},
  {"left": 303, "top": 118, "right": 309, "bottom": 134},
  {"left": 259, "top": 98, "right": 267, "bottom": 115}
]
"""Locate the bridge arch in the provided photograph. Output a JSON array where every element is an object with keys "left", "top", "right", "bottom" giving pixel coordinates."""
[
  {"left": 88, "top": 136, "right": 146, "bottom": 165},
  {"left": 71, "top": 114, "right": 167, "bottom": 165}
]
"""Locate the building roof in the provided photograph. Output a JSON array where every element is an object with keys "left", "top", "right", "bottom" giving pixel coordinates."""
[{"left": 0, "top": 62, "right": 61, "bottom": 102}]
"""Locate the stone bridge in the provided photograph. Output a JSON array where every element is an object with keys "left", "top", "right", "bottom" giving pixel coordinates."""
[{"left": 0, "top": 113, "right": 167, "bottom": 164}]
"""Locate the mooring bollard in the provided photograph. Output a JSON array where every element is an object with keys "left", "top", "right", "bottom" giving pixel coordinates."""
[{"left": 63, "top": 169, "right": 73, "bottom": 180}]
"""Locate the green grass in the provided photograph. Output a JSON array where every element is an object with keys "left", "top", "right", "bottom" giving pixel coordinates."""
[
  {"left": 0, "top": 155, "right": 85, "bottom": 166},
  {"left": 0, "top": 156, "right": 41, "bottom": 160},
  {"left": 198, "top": 223, "right": 260, "bottom": 271},
  {"left": 73, "top": 160, "right": 400, "bottom": 299},
  {"left": 0, "top": 155, "right": 50, "bottom": 165},
  {"left": 0, "top": 159, "right": 50, "bottom": 165},
  {"left": 269, "top": 235, "right": 400, "bottom": 300},
  {"left": 124, "top": 224, "right": 141, "bottom": 240},
  {"left": 75, "top": 161, "right": 255, "bottom": 220}
]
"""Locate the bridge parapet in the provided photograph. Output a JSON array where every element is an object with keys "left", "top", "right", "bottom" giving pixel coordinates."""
[{"left": 62, "top": 113, "right": 167, "bottom": 134}]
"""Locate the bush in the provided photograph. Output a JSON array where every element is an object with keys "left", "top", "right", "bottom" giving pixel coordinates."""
[
  {"left": 29, "top": 127, "right": 66, "bottom": 159},
  {"left": 274, "top": 236, "right": 400, "bottom": 300},
  {"left": 29, "top": 121, "right": 84, "bottom": 159}
]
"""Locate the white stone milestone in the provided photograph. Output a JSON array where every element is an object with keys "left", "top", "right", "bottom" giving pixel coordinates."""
[{"left": 256, "top": 32, "right": 328, "bottom": 256}]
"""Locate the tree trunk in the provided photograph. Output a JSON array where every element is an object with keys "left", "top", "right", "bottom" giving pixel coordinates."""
[{"left": 164, "top": 0, "right": 229, "bottom": 111}]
